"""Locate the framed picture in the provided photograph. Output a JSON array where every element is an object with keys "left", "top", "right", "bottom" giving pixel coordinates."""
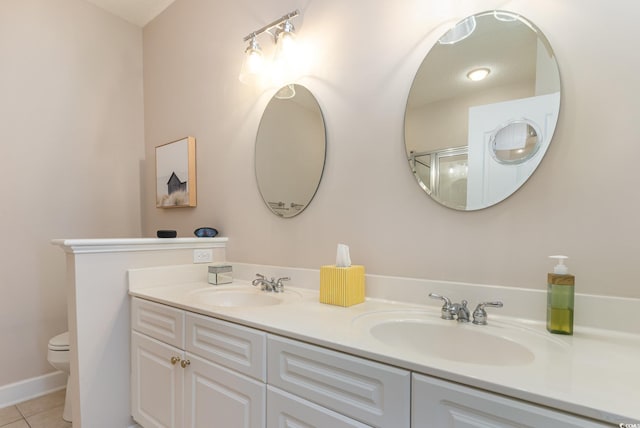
[{"left": 155, "top": 136, "right": 197, "bottom": 208}]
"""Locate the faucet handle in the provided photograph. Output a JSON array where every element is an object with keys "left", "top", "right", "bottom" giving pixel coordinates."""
[
  {"left": 251, "top": 273, "right": 266, "bottom": 287},
  {"left": 275, "top": 277, "right": 290, "bottom": 291},
  {"left": 472, "top": 301, "right": 504, "bottom": 325},
  {"left": 429, "top": 293, "right": 454, "bottom": 320}
]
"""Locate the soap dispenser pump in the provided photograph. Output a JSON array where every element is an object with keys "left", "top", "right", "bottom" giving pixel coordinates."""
[{"left": 546, "top": 255, "right": 575, "bottom": 335}]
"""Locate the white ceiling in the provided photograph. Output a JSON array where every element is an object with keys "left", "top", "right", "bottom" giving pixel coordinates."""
[{"left": 84, "top": 0, "right": 176, "bottom": 27}]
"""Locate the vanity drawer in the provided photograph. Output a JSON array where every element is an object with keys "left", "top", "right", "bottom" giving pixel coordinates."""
[
  {"left": 267, "top": 385, "right": 371, "bottom": 428},
  {"left": 267, "top": 335, "right": 410, "bottom": 428},
  {"left": 412, "top": 374, "right": 611, "bottom": 427},
  {"left": 131, "top": 297, "right": 185, "bottom": 348},
  {"left": 186, "top": 312, "right": 267, "bottom": 381}
]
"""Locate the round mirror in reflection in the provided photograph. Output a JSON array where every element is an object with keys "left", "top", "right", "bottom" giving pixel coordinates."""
[
  {"left": 491, "top": 120, "right": 541, "bottom": 164},
  {"left": 404, "top": 10, "right": 561, "bottom": 211},
  {"left": 255, "top": 84, "right": 326, "bottom": 217}
]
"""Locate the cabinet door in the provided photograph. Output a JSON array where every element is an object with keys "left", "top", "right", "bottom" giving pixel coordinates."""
[
  {"left": 183, "top": 352, "right": 266, "bottom": 428},
  {"left": 131, "top": 331, "right": 184, "bottom": 428},
  {"left": 412, "top": 374, "right": 610, "bottom": 428},
  {"left": 267, "top": 386, "right": 371, "bottom": 428}
]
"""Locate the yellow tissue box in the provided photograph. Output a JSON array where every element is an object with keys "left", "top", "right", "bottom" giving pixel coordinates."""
[{"left": 319, "top": 265, "right": 365, "bottom": 307}]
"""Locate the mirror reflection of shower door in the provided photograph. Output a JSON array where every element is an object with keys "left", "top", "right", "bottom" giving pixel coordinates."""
[
  {"left": 433, "top": 148, "right": 468, "bottom": 210},
  {"left": 410, "top": 152, "right": 432, "bottom": 194}
]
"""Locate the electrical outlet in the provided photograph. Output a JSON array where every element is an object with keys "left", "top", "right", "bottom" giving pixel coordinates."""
[{"left": 193, "top": 249, "right": 213, "bottom": 263}]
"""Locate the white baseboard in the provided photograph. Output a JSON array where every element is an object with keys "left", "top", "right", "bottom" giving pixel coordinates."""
[{"left": 0, "top": 371, "right": 67, "bottom": 408}]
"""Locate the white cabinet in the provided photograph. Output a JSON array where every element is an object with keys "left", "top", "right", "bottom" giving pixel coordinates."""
[
  {"left": 131, "top": 298, "right": 186, "bottom": 427},
  {"left": 186, "top": 311, "right": 266, "bottom": 381},
  {"left": 131, "top": 298, "right": 266, "bottom": 428},
  {"left": 132, "top": 298, "right": 410, "bottom": 428},
  {"left": 268, "top": 335, "right": 410, "bottom": 428},
  {"left": 132, "top": 297, "right": 185, "bottom": 348},
  {"left": 411, "top": 374, "right": 610, "bottom": 428},
  {"left": 131, "top": 331, "right": 184, "bottom": 428},
  {"left": 132, "top": 297, "right": 612, "bottom": 428},
  {"left": 183, "top": 353, "right": 264, "bottom": 428},
  {"left": 267, "top": 386, "right": 371, "bottom": 428}
]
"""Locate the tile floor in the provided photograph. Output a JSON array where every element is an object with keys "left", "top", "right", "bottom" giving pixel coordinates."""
[{"left": 0, "top": 389, "right": 70, "bottom": 428}]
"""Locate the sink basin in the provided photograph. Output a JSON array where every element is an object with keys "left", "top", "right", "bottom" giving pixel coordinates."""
[
  {"left": 370, "top": 320, "right": 534, "bottom": 365},
  {"left": 353, "top": 310, "right": 565, "bottom": 366},
  {"left": 185, "top": 286, "right": 303, "bottom": 308}
]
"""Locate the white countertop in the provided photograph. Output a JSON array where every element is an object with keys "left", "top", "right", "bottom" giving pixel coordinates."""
[{"left": 129, "top": 264, "right": 640, "bottom": 424}]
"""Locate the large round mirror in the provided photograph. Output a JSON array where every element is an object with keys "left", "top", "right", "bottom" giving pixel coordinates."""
[
  {"left": 404, "top": 11, "right": 560, "bottom": 210},
  {"left": 255, "top": 84, "right": 326, "bottom": 217}
]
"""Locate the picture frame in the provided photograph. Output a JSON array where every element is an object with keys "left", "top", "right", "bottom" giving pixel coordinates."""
[{"left": 155, "top": 136, "right": 197, "bottom": 208}]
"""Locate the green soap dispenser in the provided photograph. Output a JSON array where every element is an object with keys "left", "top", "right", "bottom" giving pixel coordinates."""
[{"left": 546, "top": 255, "right": 575, "bottom": 335}]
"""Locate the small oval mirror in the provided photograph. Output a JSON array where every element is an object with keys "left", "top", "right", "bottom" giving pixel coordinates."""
[
  {"left": 255, "top": 84, "right": 326, "bottom": 217},
  {"left": 490, "top": 120, "right": 541, "bottom": 164}
]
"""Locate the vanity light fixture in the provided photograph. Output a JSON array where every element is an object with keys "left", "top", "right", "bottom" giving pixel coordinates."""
[
  {"left": 239, "top": 10, "right": 300, "bottom": 85},
  {"left": 274, "top": 19, "right": 296, "bottom": 63},
  {"left": 239, "top": 36, "right": 265, "bottom": 85},
  {"left": 467, "top": 67, "right": 491, "bottom": 81}
]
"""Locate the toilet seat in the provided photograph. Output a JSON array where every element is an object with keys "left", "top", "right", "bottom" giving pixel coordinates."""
[{"left": 48, "top": 332, "right": 69, "bottom": 351}]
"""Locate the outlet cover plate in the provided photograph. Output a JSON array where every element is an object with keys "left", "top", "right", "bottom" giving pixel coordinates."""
[{"left": 193, "top": 249, "right": 213, "bottom": 263}]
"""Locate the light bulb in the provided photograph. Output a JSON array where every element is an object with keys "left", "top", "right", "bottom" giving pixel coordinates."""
[
  {"left": 275, "top": 21, "right": 296, "bottom": 58},
  {"left": 467, "top": 67, "right": 490, "bottom": 82},
  {"left": 271, "top": 20, "right": 299, "bottom": 86},
  {"left": 239, "top": 37, "right": 264, "bottom": 85}
]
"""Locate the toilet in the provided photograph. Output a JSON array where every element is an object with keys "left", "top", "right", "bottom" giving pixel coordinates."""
[{"left": 47, "top": 331, "right": 72, "bottom": 422}]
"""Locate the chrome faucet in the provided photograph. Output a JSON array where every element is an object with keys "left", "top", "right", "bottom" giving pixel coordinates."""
[
  {"left": 450, "top": 300, "right": 470, "bottom": 322},
  {"left": 429, "top": 293, "right": 502, "bottom": 325},
  {"left": 252, "top": 274, "right": 290, "bottom": 293},
  {"left": 429, "top": 293, "right": 469, "bottom": 322}
]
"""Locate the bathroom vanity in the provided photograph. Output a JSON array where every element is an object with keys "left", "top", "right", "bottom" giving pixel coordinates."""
[
  {"left": 128, "top": 264, "right": 640, "bottom": 427},
  {"left": 131, "top": 297, "right": 408, "bottom": 427}
]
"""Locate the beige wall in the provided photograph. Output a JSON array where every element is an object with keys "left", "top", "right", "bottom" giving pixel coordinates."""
[
  {"left": 0, "top": 0, "right": 144, "bottom": 387},
  {"left": 142, "top": 0, "right": 640, "bottom": 299}
]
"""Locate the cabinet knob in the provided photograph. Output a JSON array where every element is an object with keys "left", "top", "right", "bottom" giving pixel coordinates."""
[
  {"left": 170, "top": 356, "right": 181, "bottom": 365},
  {"left": 180, "top": 359, "right": 191, "bottom": 368}
]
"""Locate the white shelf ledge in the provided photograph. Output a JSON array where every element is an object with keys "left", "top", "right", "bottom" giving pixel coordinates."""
[{"left": 51, "top": 237, "right": 228, "bottom": 254}]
